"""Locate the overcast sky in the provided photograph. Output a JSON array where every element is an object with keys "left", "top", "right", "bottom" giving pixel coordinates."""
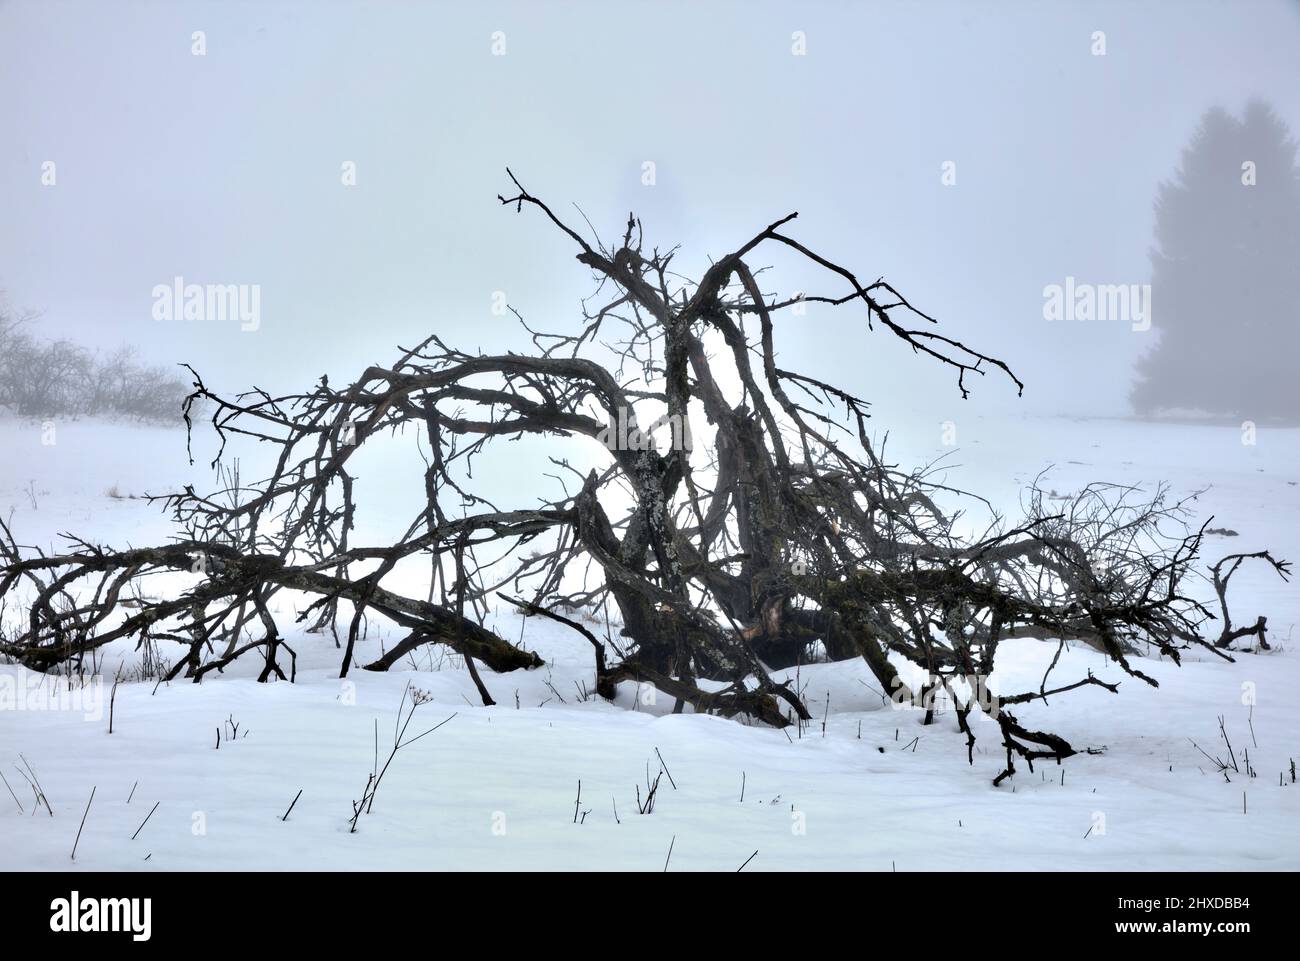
[{"left": 3, "top": 0, "right": 1298, "bottom": 428}]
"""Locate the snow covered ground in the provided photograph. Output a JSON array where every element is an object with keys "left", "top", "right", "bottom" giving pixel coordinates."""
[{"left": 1, "top": 413, "right": 1297, "bottom": 871}]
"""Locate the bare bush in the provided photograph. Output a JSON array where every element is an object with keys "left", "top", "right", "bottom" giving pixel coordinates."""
[
  {"left": 0, "top": 297, "right": 189, "bottom": 422},
  {"left": 0, "top": 176, "right": 1284, "bottom": 784}
]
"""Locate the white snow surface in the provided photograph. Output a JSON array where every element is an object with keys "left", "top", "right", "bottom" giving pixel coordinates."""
[{"left": 1, "top": 413, "right": 1297, "bottom": 871}]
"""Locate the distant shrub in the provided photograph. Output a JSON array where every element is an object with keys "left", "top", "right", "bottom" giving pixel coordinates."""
[{"left": 0, "top": 299, "right": 190, "bottom": 423}]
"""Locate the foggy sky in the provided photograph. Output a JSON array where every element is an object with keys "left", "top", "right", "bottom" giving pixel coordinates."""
[{"left": 3, "top": 0, "right": 1298, "bottom": 429}]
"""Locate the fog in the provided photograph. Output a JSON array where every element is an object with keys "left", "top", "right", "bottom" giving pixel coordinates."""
[
  {"left": 4, "top": 3, "right": 1300, "bottom": 884},
  {"left": 3, "top": 0, "right": 1298, "bottom": 429}
]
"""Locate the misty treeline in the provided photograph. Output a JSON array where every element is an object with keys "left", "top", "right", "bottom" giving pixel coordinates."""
[
  {"left": 0, "top": 175, "right": 1288, "bottom": 785},
  {"left": 0, "top": 296, "right": 190, "bottom": 422},
  {"left": 1133, "top": 98, "right": 1300, "bottom": 422}
]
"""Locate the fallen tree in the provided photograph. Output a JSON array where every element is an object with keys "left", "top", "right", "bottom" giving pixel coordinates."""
[{"left": 1, "top": 172, "right": 1285, "bottom": 783}]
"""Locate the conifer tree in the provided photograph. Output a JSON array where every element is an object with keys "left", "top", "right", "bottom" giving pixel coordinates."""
[{"left": 1132, "top": 100, "right": 1300, "bottom": 420}]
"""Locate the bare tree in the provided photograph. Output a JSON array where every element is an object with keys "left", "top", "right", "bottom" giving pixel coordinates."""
[
  {"left": 0, "top": 295, "right": 190, "bottom": 421},
  {"left": 0, "top": 174, "right": 1279, "bottom": 783}
]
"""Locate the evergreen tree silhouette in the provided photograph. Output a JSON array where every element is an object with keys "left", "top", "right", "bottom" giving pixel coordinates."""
[{"left": 1131, "top": 100, "right": 1300, "bottom": 421}]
